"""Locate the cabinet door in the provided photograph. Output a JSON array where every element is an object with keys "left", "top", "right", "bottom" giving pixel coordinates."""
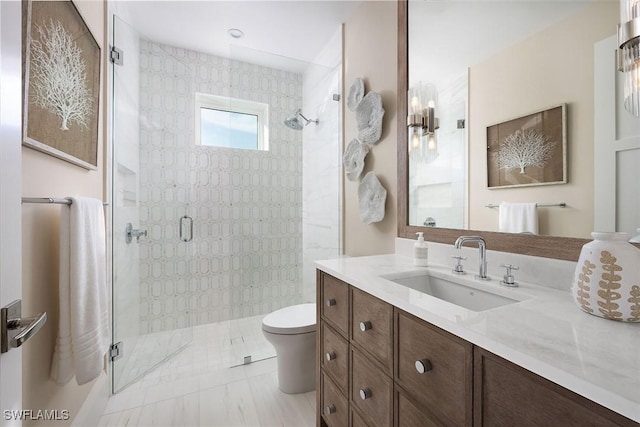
[
  {"left": 474, "top": 348, "right": 637, "bottom": 427},
  {"left": 351, "top": 287, "right": 394, "bottom": 372},
  {"left": 396, "top": 309, "right": 473, "bottom": 426},
  {"left": 321, "top": 273, "right": 349, "bottom": 336}
]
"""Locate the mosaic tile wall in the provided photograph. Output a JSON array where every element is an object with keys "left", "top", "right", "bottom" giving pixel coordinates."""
[{"left": 138, "top": 40, "right": 303, "bottom": 333}]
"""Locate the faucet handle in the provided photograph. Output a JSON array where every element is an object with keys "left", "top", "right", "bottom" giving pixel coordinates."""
[
  {"left": 500, "top": 264, "right": 519, "bottom": 287},
  {"left": 452, "top": 255, "right": 467, "bottom": 275}
]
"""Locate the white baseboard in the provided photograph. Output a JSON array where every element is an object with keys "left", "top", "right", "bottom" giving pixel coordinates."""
[{"left": 72, "top": 372, "right": 109, "bottom": 427}]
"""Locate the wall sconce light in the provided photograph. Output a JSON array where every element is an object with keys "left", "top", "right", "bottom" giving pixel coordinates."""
[
  {"left": 618, "top": 0, "right": 640, "bottom": 117},
  {"left": 407, "top": 83, "right": 439, "bottom": 163}
]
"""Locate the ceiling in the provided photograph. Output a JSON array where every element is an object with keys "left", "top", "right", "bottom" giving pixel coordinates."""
[{"left": 115, "top": 0, "right": 362, "bottom": 73}]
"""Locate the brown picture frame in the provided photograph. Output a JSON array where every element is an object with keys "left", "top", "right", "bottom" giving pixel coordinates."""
[
  {"left": 486, "top": 104, "right": 566, "bottom": 189},
  {"left": 23, "top": 0, "right": 100, "bottom": 170}
]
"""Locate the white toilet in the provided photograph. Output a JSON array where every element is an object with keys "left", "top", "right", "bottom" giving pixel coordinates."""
[{"left": 262, "top": 303, "right": 316, "bottom": 394}]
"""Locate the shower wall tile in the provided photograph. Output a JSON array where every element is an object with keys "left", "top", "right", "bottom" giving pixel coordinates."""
[{"left": 139, "top": 40, "right": 303, "bottom": 333}]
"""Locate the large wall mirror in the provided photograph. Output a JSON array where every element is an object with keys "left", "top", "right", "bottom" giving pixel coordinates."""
[{"left": 397, "top": 0, "right": 640, "bottom": 261}]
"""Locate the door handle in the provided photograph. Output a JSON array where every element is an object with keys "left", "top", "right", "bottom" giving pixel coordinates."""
[
  {"left": 1, "top": 300, "right": 47, "bottom": 353},
  {"left": 180, "top": 215, "right": 193, "bottom": 242}
]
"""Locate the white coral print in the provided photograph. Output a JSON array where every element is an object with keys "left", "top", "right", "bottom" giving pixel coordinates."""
[
  {"left": 30, "top": 19, "right": 92, "bottom": 131},
  {"left": 496, "top": 129, "right": 556, "bottom": 174}
]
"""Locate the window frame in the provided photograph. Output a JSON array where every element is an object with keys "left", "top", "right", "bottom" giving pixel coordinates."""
[{"left": 195, "top": 92, "right": 269, "bottom": 151}]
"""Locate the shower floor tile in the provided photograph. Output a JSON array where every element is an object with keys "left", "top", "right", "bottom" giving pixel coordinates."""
[{"left": 100, "top": 316, "right": 314, "bottom": 427}]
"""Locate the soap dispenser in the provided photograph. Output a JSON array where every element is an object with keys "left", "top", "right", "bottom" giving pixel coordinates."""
[{"left": 414, "top": 232, "right": 428, "bottom": 266}]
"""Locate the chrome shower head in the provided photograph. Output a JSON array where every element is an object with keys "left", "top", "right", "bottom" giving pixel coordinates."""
[
  {"left": 284, "top": 111, "right": 304, "bottom": 130},
  {"left": 284, "top": 109, "right": 318, "bottom": 130}
]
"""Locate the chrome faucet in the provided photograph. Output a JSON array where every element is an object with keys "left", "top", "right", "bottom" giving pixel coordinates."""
[{"left": 454, "top": 236, "right": 489, "bottom": 281}]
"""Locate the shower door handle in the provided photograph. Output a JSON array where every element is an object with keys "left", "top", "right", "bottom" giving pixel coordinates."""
[{"left": 180, "top": 215, "right": 193, "bottom": 242}]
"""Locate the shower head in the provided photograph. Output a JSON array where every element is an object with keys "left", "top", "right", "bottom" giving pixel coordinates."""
[{"left": 284, "top": 109, "right": 318, "bottom": 130}]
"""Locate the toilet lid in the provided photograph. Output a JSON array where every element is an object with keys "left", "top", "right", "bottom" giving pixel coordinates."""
[{"left": 262, "top": 303, "right": 316, "bottom": 335}]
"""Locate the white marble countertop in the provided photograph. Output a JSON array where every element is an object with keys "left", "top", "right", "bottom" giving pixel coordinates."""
[{"left": 315, "top": 254, "right": 640, "bottom": 422}]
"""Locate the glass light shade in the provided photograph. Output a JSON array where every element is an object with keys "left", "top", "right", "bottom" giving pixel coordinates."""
[
  {"left": 408, "top": 87, "right": 423, "bottom": 116},
  {"left": 422, "top": 83, "right": 438, "bottom": 112},
  {"left": 409, "top": 132, "right": 439, "bottom": 164},
  {"left": 620, "top": 0, "right": 640, "bottom": 117},
  {"left": 620, "top": 0, "right": 639, "bottom": 22},
  {"left": 621, "top": 43, "right": 640, "bottom": 117},
  {"left": 408, "top": 126, "right": 423, "bottom": 151}
]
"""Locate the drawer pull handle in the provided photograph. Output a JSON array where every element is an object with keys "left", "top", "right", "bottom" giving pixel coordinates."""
[
  {"left": 359, "top": 388, "right": 372, "bottom": 400},
  {"left": 415, "top": 359, "right": 433, "bottom": 374},
  {"left": 326, "top": 298, "right": 336, "bottom": 307},
  {"left": 359, "top": 321, "right": 372, "bottom": 332},
  {"left": 326, "top": 351, "right": 336, "bottom": 362},
  {"left": 325, "top": 404, "right": 336, "bottom": 415}
]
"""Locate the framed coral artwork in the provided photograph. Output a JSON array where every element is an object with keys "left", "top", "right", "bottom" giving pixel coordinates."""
[
  {"left": 23, "top": 0, "right": 101, "bottom": 170},
  {"left": 486, "top": 104, "right": 567, "bottom": 189}
]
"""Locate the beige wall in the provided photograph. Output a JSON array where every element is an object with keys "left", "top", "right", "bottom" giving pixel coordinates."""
[
  {"left": 21, "top": 1, "right": 106, "bottom": 424},
  {"left": 468, "top": 2, "right": 617, "bottom": 238},
  {"left": 343, "top": 1, "right": 398, "bottom": 256}
]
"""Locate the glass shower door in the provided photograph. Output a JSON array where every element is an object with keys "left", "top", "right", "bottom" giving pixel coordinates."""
[{"left": 111, "top": 15, "right": 194, "bottom": 393}]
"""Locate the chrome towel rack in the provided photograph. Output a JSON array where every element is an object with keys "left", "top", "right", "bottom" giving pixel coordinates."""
[
  {"left": 22, "top": 197, "right": 109, "bottom": 206},
  {"left": 485, "top": 203, "right": 566, "bottom": 208}
]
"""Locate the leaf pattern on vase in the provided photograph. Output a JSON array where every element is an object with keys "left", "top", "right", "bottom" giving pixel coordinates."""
[
  {"left": 575, "top": 259, "right": 596, "bottom": 313},
  {"left": 597, "top": 251, "right": 623, "bottom": 320},
  {"left": 628, "top": 285, "right": 640, "bottom": 322}
]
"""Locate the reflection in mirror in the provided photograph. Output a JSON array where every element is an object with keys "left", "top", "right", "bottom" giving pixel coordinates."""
[{"left": 407, "top": 0, "right": 640, "bottom": 239}]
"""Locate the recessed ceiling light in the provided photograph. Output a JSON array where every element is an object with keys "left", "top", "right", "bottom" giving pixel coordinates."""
[{"left": 227, "top": 28, "right": 244, "bottom": 39}]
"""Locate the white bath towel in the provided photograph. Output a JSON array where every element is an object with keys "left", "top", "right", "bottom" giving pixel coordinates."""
[
  {"left": 499, "top": 202, "right": 538, "bottom": 234},
  {"left": 51, "top": 197, "right": 110, "bottom": 386}
]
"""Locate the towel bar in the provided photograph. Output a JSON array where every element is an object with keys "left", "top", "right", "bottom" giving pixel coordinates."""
[
  {"left": 22, "top": 197, "right": 109, "bottom": 206},
  {"left": 485, "top": 203, "right": 566, "bottom": 208}
]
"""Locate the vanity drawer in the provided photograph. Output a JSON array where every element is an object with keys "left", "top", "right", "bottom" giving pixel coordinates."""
[
  {"left": 322, "top": 371, "right": 348, "bottom": 427},
  {"left": 395, "top": 309, "right": 473, "bottom": 426},
  {"left": 351, "top": 287, "right": 393, "bottom": 371},
  {"left": 351, "top": 347, "right": 393, "bottom": 427},
  {"left": 321, "top": 322, "right": 349, "bottom": 395},
  {"left": 320, "top": 273, "right": 349, "bottom": 336}
]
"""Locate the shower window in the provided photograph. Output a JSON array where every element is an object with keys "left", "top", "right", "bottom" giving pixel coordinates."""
[{"left": 195, "top": 92, "right": 269, "bottom": 150}]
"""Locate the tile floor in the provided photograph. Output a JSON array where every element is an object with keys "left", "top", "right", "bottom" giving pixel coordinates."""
[{"left": 100, "top": 316, "right": 315, "bottom": 427}]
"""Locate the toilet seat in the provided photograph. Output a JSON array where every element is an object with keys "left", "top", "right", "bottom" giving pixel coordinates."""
[{"left": 262, "top": 303, "right": 316, "bottom": 335}]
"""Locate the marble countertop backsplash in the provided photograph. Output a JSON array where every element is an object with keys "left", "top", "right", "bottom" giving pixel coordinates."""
[{"left": 315, "top": 239, "right": 640, "bottom": 422}]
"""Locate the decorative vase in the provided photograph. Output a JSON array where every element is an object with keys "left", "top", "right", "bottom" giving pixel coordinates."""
[{"left": 572, "top": 232, "right": 640, "bottom": 322}]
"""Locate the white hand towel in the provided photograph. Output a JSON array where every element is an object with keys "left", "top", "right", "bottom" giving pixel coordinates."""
[
  {"left": 499, "top": 202, "right": 538, "bottom": 234},
  {"left": 51, "top": 197, "right": 110, "bottom": 386}
]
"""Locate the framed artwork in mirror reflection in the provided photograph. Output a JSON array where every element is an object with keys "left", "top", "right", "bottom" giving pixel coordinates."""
[{"left": 487, "top": 104, "right": 566, "bottom": 189}]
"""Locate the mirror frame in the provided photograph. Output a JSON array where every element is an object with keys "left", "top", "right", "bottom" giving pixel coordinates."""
[{"left": 396, "top": 0, "right": 639, "bottom": 261}]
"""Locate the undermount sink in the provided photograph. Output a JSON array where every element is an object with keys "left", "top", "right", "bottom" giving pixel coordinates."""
[{"left": 383, "top": 271, "right": 528, "bottom": 312}]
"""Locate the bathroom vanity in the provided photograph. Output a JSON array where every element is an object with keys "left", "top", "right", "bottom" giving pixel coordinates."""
[{"left": 315, "top": 254, "right": 639, "bottom": 426}]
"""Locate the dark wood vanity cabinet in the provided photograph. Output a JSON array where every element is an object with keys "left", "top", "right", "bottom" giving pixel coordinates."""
[
  {"left": 317, "top": 271, "right": 637, "bottom": 427},
  {"left": 474, "top": 348, "right": 638, "bottom": 427}
]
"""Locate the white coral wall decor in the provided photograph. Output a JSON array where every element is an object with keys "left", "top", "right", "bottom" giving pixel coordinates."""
[
  {"left": 358, "top": 172, "right": 387, "bottom": 224},
  {"left": 496, "top": 129, "right": 557, "bottom": 174},
  {"left": 347, "top": 77, "right": 365, "bottom": 112},
  {"left": 30, "top": 19, "right": 93, "bottom": 131},
  {"left": 356, "top": 91, "right": 385, "bottom": 145},
  {"left": 343, "top": 139, "right": 370, "bottom": 182}
]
